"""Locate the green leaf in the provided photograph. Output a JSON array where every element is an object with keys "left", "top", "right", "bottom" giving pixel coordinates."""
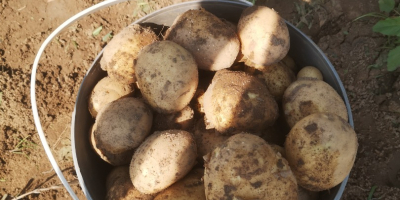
[
  {"left": 102, "top": 31, "right": 113, "bottom": 42},
  {"left": 92, "top": 26, "right": 102, "bottom": 36},
  {"left": 387, "top": 45, "right": 400, "bottom": 71},
  {"left": 367, "top": 186, "right": 377, "bottom": 200},
  {"left": 379, "top": 0, "right": 395, "bottom": 13},
  {"left": 373, "top": 17, "right": 400, "bottom": 36}
]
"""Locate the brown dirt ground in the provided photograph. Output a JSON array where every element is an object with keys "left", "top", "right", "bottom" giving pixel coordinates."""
[{"left": 0, "top": 0, "right": 399, "bottom": 199}]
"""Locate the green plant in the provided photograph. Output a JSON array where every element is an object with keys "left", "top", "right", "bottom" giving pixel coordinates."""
[
  {"left": 9, "top": 135, "right": 38, "bottom": 159},
  {"left": 356, "top": 0, "right": 400, "bottom": 71}
]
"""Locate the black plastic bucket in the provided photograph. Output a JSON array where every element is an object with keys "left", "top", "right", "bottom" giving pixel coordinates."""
[{"left": 72, "top": 1, "right": 353, "bottom": 199}]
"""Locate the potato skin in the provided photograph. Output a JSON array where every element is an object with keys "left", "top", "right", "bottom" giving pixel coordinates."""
[
  {"left": 135, "top": 41, "right": 198, "bottom": 113},
  {"left": 106, "top": 166, "right": 155, "bottom": 200},
  {"left": 193, "top": 119, "right": 229, "bottom": 162},
  {"left": 100, "top": 24, "right": 158, "bottom": 84},
  {"left": 238, "top": 6, "right": 290, "bottom": 68},
  {"left": 88, "top": 76, "right": 135, "bottom": 118},
  {"left": 297, "top": 66, "right": 323, "bottom": 80},
  {"left": 282, "top": 78, "right": 348, "bottom": 127},
  {"left": 204, "top": 133, "right": 298, "bottom": 200},
  {"left": 93, "top": 97, "right": 153, "bottom": 166},
  {"left": 280, "top": 55, "right": 298, "bottom": 73},
  {"left": 165, "top": 9, "right": 240, "bottom": 71},
  {"left": 130, "top": 130, "right": 197, "bottom": 194},
  {"left": 256, "top": 62, "right": 296, "bottom": 101},
  {"left": 154, "top": 168, "right": 205, "bottom": 200},
  {"left": 203, "top": 69, "right": 278, "bottom": 134},
  {"left": 284, "top": 113, "right": 358, "bottom": 191},
  {"left": 152, "top": 106, "right": 194, "bottom": 132}
]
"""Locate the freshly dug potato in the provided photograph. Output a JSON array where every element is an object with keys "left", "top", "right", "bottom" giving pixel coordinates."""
[
  {"left": 285, "top": 113, "right": 358, "bottom": 191},
  {"left": 220, "top": 18, "right": 237, "bottom": 32},
  {"left": 283, "top": 78, "right": 348, "bottom": 127},
  {"left": 203, "top": 69, "right": 278, "bottom": 134},
  {"left": 238, "top": 6, "right": 290, "bottom": 69},
  {"left": 154, "top": 168, "right": 205, "bottom": 200},
  {"left": 192, "top": 88, "right": 205, "bottom": 114},
  {"left": 100, "top": 24, "right": 158, "bottom": 84},
  {"left": 280, "top": 55, "right": 298, "bottom": 73},
  {"left": 204, "top": 133, "right": 298, "bottom": 200},
  {"left": 193, "top": 119, "right": 229, "bottom": 162},
  {"left": 93, "top": 97, "right": 153, "bottom": 166},
  {"left": 298, "top": 186, "right": 319, "bottom": 200},
  {"left": 270, "top": 144, "right": 286, "bottom": 158},
  {"left": 106, "top": 166, "right": 155, "bottom": 200},
  {"left": 135, "top": 41, "right": 198, "bottom": 113},
  {"left": 297, "top": 66, "right": 323, "bottom": 80},
  {"left": 130, "top": 130, "right": 197, "bottom": 194},
  {"left": 152, "top": 106, "right": 194, "bottom": 131},
  {"left": 165, "top": 9, "right": 240, "bottom": 71},
  {"left": 254, "top": 62, "right": 296, "bottom": 101},
  {"left": 88, "top": 76, "right": 135, "bottom": 118}
]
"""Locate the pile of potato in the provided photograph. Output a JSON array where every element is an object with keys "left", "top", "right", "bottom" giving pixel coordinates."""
[{"left": 88, "top": 5, "right": 358, "bottom": 200}]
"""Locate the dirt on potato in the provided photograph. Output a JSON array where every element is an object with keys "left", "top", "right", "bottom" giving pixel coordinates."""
[{"left": 0, "top": 0, "right": 399, "bottom": 199}]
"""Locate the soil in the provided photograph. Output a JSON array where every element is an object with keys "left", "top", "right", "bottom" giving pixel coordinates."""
[{"left": 0, "top": 0, "right": 399, "bottom": 199}]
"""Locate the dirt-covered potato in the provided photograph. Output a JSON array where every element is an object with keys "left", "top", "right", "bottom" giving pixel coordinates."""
[
  {"left": 165, "top": 9, "right": 240, "bottom": 71},
  {"left": 270, "top": 144, "right": 286, "bottom": 158},
  {"left": 106, "top": 166, "right": 155, "bottom": 200},
  {"left": 204, "top": 133, "right": 298, "bottom": 200},
  {"left": 135, "top": 41, "right": 198, "bottom": 113},
  {"left": 238, "top": 6, "right": 290, "bottom": 69},
  {"left": 100, "top": 24, "right": 158, "bottom": 84},
  {"left": 203, "top": 69, "right": 278, "bottom": 134},
  {"left": 280, "top": 55, "right": 298, "bottom": 73},
  {"left": 297, "top": 66, "right": 323, "bottom": 80},
  {"left": 152, "top": 106, "right": 194, "bottom": 131},
  {"left": 154, "top": 168, "right": 205, "bottom": 200},
  {"left": 254, "top": 62, "right": 296, "bottom": 101},
  {"left": 88, "top": 76, "right": 135, "bottom": 118},
  {"left": 93, "top": 97, "right": 153, "bottom": 166},
  {"left": 130, "top": 130, "right": 197, "bottom": 194},
  {"left": 193, "top": 119, "right": 229, "bottom": 162},
  {"left": 283, "top": 78, "right": 348, "bottom": 127},
  {"left": 285, "top": 113, "right": 358, "bottom": 191}
]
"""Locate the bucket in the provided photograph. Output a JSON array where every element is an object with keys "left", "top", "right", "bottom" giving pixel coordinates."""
[{"left": 31, "top": 0, "right": 353, "bottom": 199}]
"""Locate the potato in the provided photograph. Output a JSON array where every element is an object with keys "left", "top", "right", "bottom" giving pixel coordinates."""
[
  {"left": 100, "top": 24, "right": 158, "bottom": 84},
  {"left": 285, "top": 113, "right": 358, "bottom": 191},
  {"left": 280, "top": 55, "right": 298, "bottom": 73},
  {"left": 106, "top": 166, "right": 155, "bottom": 200},
  {"left": 204, "top": 133, "right": 298, "bottom": 200},
  {"left": 254, "top": 62, "right": 296, "bottom": 101},
  {"left": 238, "top": 6, "right": 290, "bottom": 69},
  {"left": 203, "top": 69, "right": 278, "bottom": 134},
  {"left": 193, "top": 119, "right": 229, "bottom": 162},
  {"left": 191, "top": 88, "right": 205, "bottom": 114},
  {"left": 297, "top": 66, "right": 323, "bottom": 80},
  {"left": 270, "top": 144, "right": 286, "bottom": 158},
  {"left": 135, "top": 41, "right": 198, "bottom": 113},
  {"left": 130, "top": 130, "right": 197, "bottom": 194},
  {"left": 152, "top": 106, "right": 194, "bottom": 132},
  {"left": 93, "top": 97, "right": 153, "bottom": 166},
  {"left": 154, "top": 168, "right": 205, "bottom": 200},
  {"left": 282, "top": 78, "right": 348, "bottom": 127},
  {"left": 165, "top": 9, "right": 240, "bottom": 71},
  {"left": 88, "top": 76, "right": 135, "bottom": 118}
]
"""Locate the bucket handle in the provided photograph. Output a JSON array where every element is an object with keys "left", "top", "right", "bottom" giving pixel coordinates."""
[
  {"left": 31, "top": 1, "right": 135, "bottom": 199},
  {"left": 30, "top": 0, "right": 253, "bottom": 199}
]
